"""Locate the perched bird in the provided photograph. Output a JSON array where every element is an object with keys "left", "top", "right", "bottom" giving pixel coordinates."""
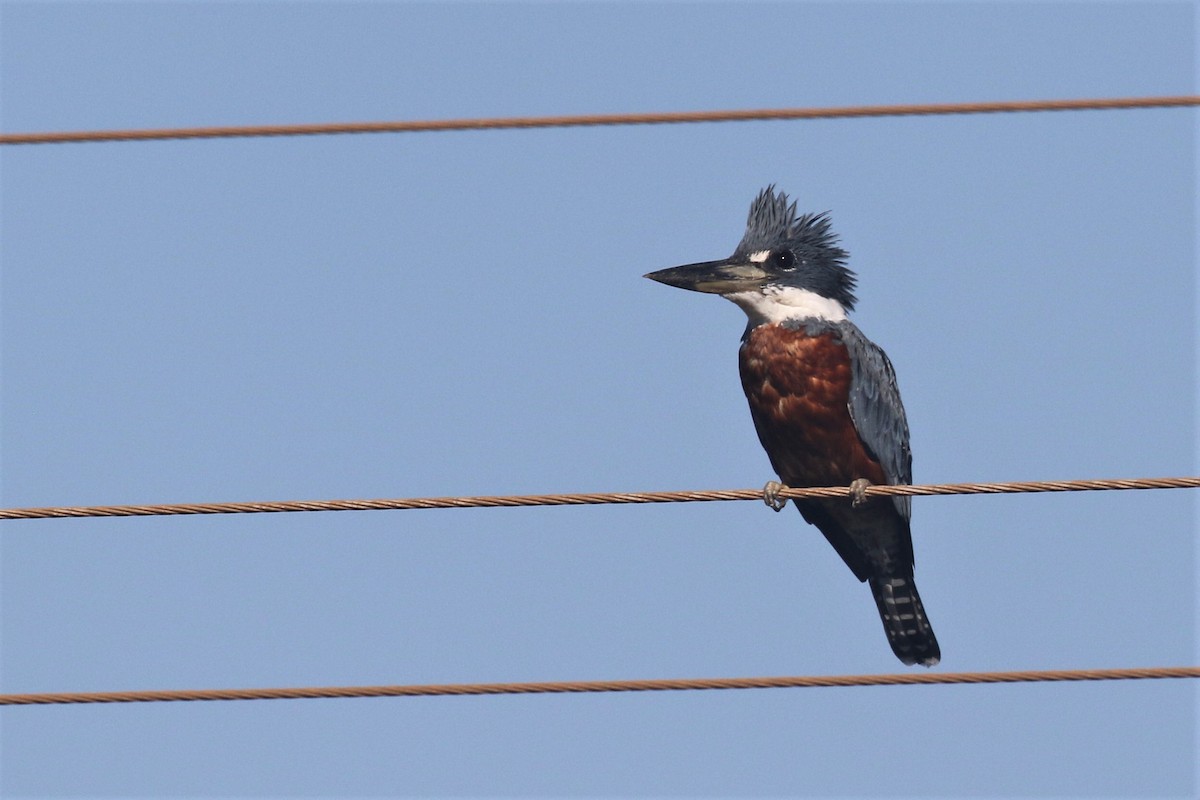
[{"left": 645, "top": 186, "right": 939, "bottom": 667}]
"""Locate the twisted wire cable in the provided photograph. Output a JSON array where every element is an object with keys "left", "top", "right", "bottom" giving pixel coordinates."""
[
  {"left": 2, "top": 95, "right": 1196, "bottom": 145},
  {"left": 2, "top": 476, "right": 1197, "bottom": 522},
  {"left": 3, "top": 666, "right": 1196, "bottom": 706}
]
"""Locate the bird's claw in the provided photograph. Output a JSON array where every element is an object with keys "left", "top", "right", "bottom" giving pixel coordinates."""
[
  {"left": 763, "top": 480, "right": 788, "bottom": 512},
  {"left": 849, "top": 478, "right": 873, "bottom": 508}
]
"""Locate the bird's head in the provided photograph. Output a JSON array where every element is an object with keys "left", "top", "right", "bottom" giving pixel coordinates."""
[{"left": 645, "top": 186, "right": 857, "bottom": 325}]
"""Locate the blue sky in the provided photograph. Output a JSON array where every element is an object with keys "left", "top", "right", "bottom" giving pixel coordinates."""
[{"left": 1, "top": 2, "right": 1196, "bottom": 796}]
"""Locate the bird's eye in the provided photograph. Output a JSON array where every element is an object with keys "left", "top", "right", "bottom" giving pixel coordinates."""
[{"left": 770, "top": 250, "right": 796, "bottom": 271}]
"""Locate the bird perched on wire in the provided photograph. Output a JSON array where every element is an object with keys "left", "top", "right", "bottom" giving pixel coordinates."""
[{"left": 645, "top": 186, "right": 939, "bottom": 667}]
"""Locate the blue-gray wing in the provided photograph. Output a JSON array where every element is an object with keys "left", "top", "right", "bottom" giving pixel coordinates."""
[{"left": 839, "top": 322, "right": 913, "bottom": 520}]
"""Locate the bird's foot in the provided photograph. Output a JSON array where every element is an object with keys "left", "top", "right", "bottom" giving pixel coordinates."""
[
  {"left": 763, "top": 480, "right": 788, "bottom": 512},
  {"left": 849, "top": 478, "right": 873, "bottom": 508}
]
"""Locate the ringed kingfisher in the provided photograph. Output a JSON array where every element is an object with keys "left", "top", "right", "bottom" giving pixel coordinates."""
[{"left": 645, "top": 186, "right": 939, "bottom": 667}]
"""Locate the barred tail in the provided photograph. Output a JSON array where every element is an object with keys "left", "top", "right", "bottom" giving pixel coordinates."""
[{"left": 868, "top": 574, "right": 940, "bottom": 667}]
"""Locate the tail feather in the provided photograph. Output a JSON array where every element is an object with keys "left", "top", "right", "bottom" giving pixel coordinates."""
[{"left": 868, "top": 575, "right": 940, "bottom": 667}]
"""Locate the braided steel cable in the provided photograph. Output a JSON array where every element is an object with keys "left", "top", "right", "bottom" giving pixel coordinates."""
[
  {"left": 2, "top": 476, "right": 1197, "bottom": 522},
  {"left": 2, "top": 666, "right": 1196, "bottom": 706},
  {"left": 2, "top": 95, "right": 1196, "bottom": 146}
]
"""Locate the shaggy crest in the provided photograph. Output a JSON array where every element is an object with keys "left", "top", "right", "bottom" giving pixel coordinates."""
[
  {"left": 734, "top": 186, "right": 857, "bottom": 311},
  {"left": 734, "top": 186, "right": 838, "bottom": 256}
]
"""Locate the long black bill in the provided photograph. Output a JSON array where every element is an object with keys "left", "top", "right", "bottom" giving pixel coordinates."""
[{"left": 644, "top": 258, "right": 767, "bottom": 294}]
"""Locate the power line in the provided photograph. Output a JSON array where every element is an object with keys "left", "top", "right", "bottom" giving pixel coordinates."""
[
  {"left": 1, "top": 476, "right": 1196, "bottom": 522},
  {"left": 3, "top": 666, "right": 1196, "bottom": 706},
  {"left": 1, "top": 95, "right": 1196, "bottom": 146}
]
